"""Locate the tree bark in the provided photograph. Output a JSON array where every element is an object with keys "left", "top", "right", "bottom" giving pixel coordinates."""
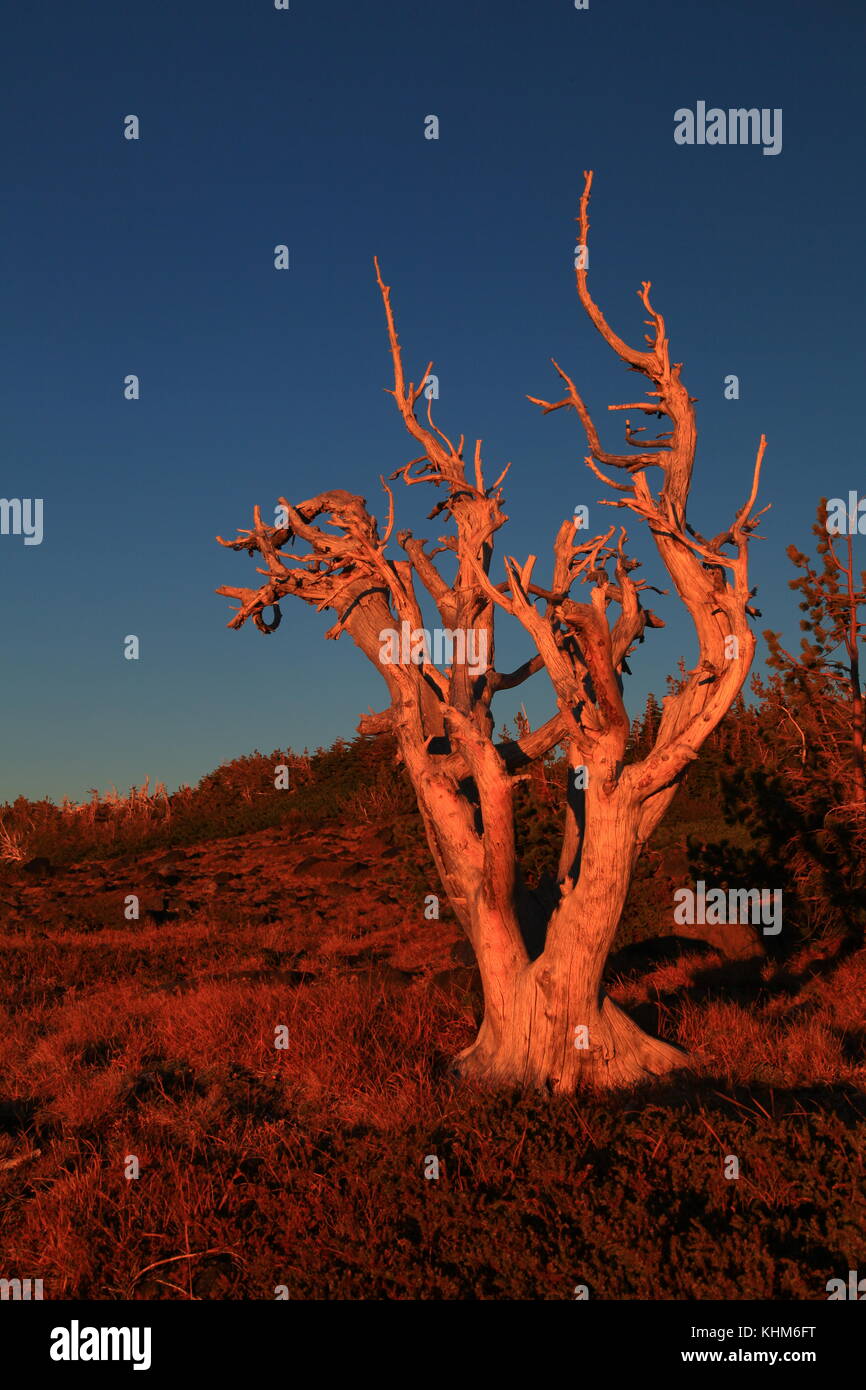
[{"left": 452, "top": 779, "right": 688, "bottom": 1090}]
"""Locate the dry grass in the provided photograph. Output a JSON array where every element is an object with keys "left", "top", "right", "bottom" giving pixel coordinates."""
[
  {"left": 1, "top": 732, "right": 865, "bottom": 1299},
  {"left": 0, "top": 816, "right": 28, "bottom": 863},
  {"left": 1, "top": 877, "right": 865, "bottom": 1299}
]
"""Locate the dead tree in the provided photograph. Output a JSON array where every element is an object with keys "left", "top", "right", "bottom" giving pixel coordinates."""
[{"left": 217, "top": 171, "right": 768, "bottom": 1091}]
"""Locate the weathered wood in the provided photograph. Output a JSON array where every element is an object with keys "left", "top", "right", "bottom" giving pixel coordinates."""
[{"left": 218, "top": 172, "right": 767, "bottom": 1091}]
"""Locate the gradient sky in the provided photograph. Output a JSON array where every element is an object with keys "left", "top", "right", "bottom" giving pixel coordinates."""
[{"left": 2, "top": 0, "right": 863, "bottom": 803}]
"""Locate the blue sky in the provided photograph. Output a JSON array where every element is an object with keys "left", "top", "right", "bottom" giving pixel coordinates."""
[{"left": 2, "top": 0, "right": 863, "bottom": 802}]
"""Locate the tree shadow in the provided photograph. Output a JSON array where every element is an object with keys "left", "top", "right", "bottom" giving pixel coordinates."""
[
  {"left": 643, "top": 937, "right": 852, "bottom": 1015},
  {"left": 606, "top": 934, "right": 717, "bottom": 979},
  {"left": 605, "top": 1074, "right": 866, "bottom": 1127}
]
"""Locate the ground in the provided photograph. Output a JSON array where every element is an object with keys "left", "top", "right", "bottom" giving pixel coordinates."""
[{"left": 1, "top": 781, "right": 865, "bottom": 1300}]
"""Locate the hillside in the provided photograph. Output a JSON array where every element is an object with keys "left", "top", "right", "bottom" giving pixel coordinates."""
[{"left": 1, "top": 733, "right": 865, "bottom": 1299}]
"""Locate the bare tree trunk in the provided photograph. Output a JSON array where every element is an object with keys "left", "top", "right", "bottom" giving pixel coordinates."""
[{"left": 455, "top": 780, "right": 686, "bottom": 1090}]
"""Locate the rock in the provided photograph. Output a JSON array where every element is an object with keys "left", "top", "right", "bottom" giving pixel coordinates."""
[
  {"left": 154, "top": 865, "right": 182, "bottom": 885},
  {"left": 293, "top": 857, "right": 366, "bottom": 883},
  {"left": 674, "top": 920, "right": 764, "bottom": 961},
  {"left": 325, "top": 882, "right": 364, "bottom": 900},
  {"left": 352, "top": 832, "right": 391, "bottom": 858},
  {"left": 22, "top": 857, "right": 52, "bottom": 878}
]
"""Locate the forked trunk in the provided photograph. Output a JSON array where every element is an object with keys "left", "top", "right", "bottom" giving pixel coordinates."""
[{"left": 455, "top": 783, "right": 688, "bottom": 1090}]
